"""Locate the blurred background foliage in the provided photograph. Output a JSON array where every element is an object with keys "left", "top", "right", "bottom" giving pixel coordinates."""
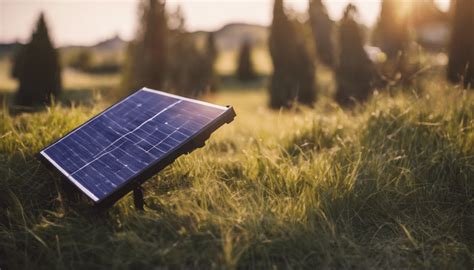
[{"left": 0, "top": 0, "right": 470, "bottom": 110}]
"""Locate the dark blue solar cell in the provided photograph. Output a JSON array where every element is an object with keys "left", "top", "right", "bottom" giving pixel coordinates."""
[
  {"left": 148, "top": 147, "right": 166, "bottom": 159},
  {"left": 136, "top": 140, "right": 154, "bottom": 152},
  {"left": 40, "top": 88, "right": 232, "bottom": 203}
]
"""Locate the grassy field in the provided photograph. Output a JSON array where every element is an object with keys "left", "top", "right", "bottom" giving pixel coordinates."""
[{"left": 0, "top": 56, "right": 473, "bottom": 269}]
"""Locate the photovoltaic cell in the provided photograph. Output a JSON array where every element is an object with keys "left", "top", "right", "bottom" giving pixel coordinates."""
[{"left": 39, "top": 88, "right": 235, "bottom": 205}]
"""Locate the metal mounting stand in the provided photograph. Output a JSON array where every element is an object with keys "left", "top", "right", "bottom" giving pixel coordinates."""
[{"left": 133, "top": 186, "right": 145, "bottom": 210}]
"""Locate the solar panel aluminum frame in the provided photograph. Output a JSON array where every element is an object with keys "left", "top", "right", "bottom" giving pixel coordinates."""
[{"left": 36, "top": 88, "right": 236, "bottom": 209}]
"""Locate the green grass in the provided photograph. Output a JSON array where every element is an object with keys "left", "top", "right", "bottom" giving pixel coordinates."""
[{"left": 0, "top": 70, "right": 473, "bottom": 269}]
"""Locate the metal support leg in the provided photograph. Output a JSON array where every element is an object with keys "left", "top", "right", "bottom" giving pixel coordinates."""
[{"left": 133, "top": 186, "right": 144, "bottom": 211}]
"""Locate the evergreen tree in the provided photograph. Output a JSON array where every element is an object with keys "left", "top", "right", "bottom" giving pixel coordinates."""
[
  {"left": 335, "top": 4, "right": 376, "bottom": 107},
  {"left": 236, "top": 39, "right": 257, "bottom": 81},
  {"left": 124, "top": 0, "right": 167, "bottom": 91},
  {"left": 268, "top": 0, "right": 317, "bottom": 109},
  {"left": 372, "top": 0, "right": 409, "bottom": 58},
  {"left": 166, "top": 9, "right": 218, "bottom": 97},
  {"left": 13, "top": 13, "right": 61, "bottom": 106},
  {"left": 308, "top": 0, "right": 335, "bottom": 67},
  {"left": 167, "top": 32, "right": 202, "bottom": 96},
  {"left": 203, "top": 32, "right": 218, "bottom": 93},
  {"left": 11, "top": 46, "right": 24, "bottom": 80},
  {"left": 206, "top": 32, "right": 218, "bottom": 62},
  {"left": 166, "top": 7, "right": 200, "bottom": 96},
  {"left": 447, "top": 0, "right": 474, "bottom": 88},
  {"left": 124, "top": 2, "right": 217, "bottom": 97}
]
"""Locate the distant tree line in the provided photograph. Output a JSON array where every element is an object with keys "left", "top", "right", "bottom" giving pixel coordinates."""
[
  {"left": 267, "top": 0, "right": 472, "bottom": 110},
  {"left": 69, "top": 49, "right": 121, "bottom": 75},
  {"left": 8, "top": 0, "right": 473, "bottom": 110},
  {"left": 268, "top": 0, "right": 376, "bottom": 108}
]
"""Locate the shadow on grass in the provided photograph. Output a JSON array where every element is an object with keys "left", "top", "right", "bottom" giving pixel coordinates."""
[
  {"left": 218, "top": 74, "right": 268, "bottom": 92},
  {"left": 0, "top": 87, "right": 113, "bottom": 115}
]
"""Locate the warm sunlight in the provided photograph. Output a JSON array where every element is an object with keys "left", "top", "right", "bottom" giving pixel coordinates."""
[
  {"left": 0, "top": 0, "right": 450, "bottom": 46},
  {"left": 396, "top": 0, "right": 412, "bottom": 18},
  {"left": 1, "top": 0, "right": 473, "bottom": 268}
]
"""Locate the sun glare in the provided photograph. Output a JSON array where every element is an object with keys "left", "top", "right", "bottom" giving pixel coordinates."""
[
  {"left": 397, "top": 1, "right": 412, "bottom": 18},
  {"left": 0, "top": 0, "right": 452, "bottom": 46}
]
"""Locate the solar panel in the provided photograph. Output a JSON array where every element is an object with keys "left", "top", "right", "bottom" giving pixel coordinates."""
[{"left": 38, "top": 87, "right": 236, "bottom": 207}]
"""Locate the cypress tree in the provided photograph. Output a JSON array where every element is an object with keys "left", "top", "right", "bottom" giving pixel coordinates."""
[
  {"left": 236, "top": 39, "right": 257, "bottom": 81},
  {"left": 14, "top": 13, "right": 61, "bottom": 107},
  {"left": 373, "top": 0, "right": 409, "bottom": 58},
  {"left": 166, "top": 7, "right": 200, "bottom": 96},
  {"left": 308, "top": 0, "right": 335, "bottom": 67},
  {"left": 11, "top": 46, "right": 24, "bottom": 80},
  {"left": 124, "top": 2, "right": 216, "bottom": 97},
  {"left": 203, "top": 32, "right": 218, "bottom": 93},
  {"left": 166, "top": 9, "right": 217, "bottom": 97},
  {"left": 206, "top": 32, "right": 217, "bottom": 62},
  {"left": 335, "top": 4, "right": 376, "bottom": 107},
  {"left": 268, "top": 0, "right": 316, "bottom": 109},
  {"left": 124, "top": 0, "right": 167, "bottom": 91},
  {"left": 167, "top": 32, "right": 201, "bottom": 96},
  {"left": 447, "top": 0, "right": 474, "bottom": 88}
]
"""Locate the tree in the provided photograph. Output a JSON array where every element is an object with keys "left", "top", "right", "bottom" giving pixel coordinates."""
[
  {"left": 203, "top": 32, "right": 218, "bottom": 93},
  {"left": 166, "top": 7, "right": 198, "bottom": 96},
  {"left": 447, "top": 0, "right": 474, "bottom": 88},
  {"left": 335, "top": 4, "right": 376, "bottom": 107},
  {"left": 124, "top": 2, "right": 217, "bottom": 97},
  {"left": 372, "top": 0, "right": 417, "bottom": 87},
  {"left": 70, "top": 49, "right": 93, "bottom": 71},
  {"left": 308, "top": 0, "right": 335, "bottom": 67},
  {"left": 268, "top": 0, "right": 317, "bottom": 109},
  {"left": 166, "top": 8, "right": 218, "bottom": 97},
  {"left": 372, "top": 0, "right": 410, "bottom": 58},
  {"left": 166, "top": 32, "right": 203, "bottom": 96},
  {"left": 236, "top": 39, "right": 257, "bottom": 81},
  {"left": 13, "top": 13, "right": 61, "bottom": 106},
  {"left": 123, "top": 0, "right": 167, "bottom": 92}
]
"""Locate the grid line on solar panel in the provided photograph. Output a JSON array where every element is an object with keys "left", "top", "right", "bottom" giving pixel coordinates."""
[
  {"left": 70, "top": 100, "right": 184, "bottom": 174},
  {"left": 40, "top": 88, "right": 227, "bottom": 202}
]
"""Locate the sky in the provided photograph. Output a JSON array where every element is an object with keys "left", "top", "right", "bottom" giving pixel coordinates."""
[{"left": 0, "top": 0, "right": 450, "bottom": 46}]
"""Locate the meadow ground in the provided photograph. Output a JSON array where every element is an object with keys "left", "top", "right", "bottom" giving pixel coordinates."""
[{"left": 0, "top": 58, "right": 473, "bottom": 269}]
